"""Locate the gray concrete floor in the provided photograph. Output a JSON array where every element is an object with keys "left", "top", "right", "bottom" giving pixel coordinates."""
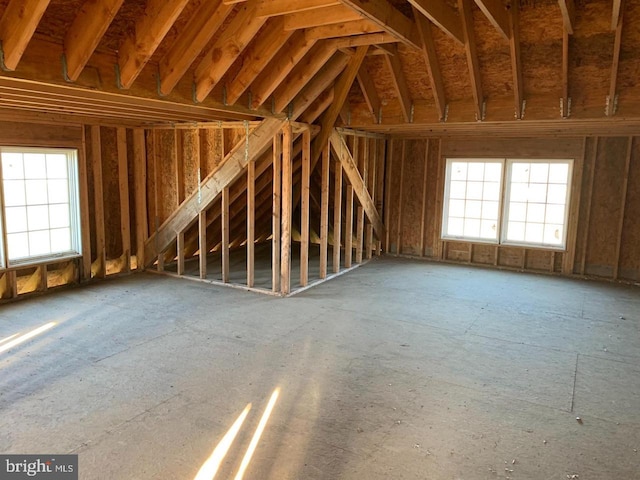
[{"left": 1, "top": 257, "right": 639, "bottom": 479}]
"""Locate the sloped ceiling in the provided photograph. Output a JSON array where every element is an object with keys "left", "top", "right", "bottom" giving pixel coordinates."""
[{"left": 0, "top": 0, "right": 637, "bottom": 133}]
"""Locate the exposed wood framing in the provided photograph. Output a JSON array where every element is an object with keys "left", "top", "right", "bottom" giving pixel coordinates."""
[
  {"left": 221, "top": 186, "right": 230, "bottom": 282},
  {"left": 339, "top": 0, "right": 422, "bottom": 48},
  {"left": 558, "top": 0, "right": 575, "bottom": 34},
  {"left": 383, "top": 139, "right": 393, "bottom": 251},
  {"left": 407, "top": 0, "right": 464, "bottom": 45},
  {"left": 78, "top": 128, "right": 92, "bottom": 280},
  {"left": 198, "top": 210, "right": 207, "bottom": 279},
  {"left": 159, "top": 0, "right": 234, "bottom": 96},
  {"left": 396, "top": 140, "right": 405, "bottom": 253},
  {"left": 413, "top": 10, "right": 446, "bottom": 121},
  {"left": 384, "top": 45, "right": 412, "bottom": 123},
  {"left": 281, "top": 122, "right": 293, "bottom": 294},
  {"left": 330, "top": 131, "right": 385, "bottom": 238},
  {"left": 194, "top": 3, "right": 267, "bottom": 103},
  {"left": 562, "top": 26, "right": 570, "bottom": 118},
  {"left": 320, "top": 144, "right": 330, "bottom": 278},
  {"left": 305, "top": 19, "right": 384, "bottom": 40},
  {"left": 311, "top": 45, "right": 368, "bottom": 166},
  {"left": 612, "top": 0, "right": 623, "bottom": 30},
  {"left": 117, "top": 0, "right": 189, "bottom": 89},
  {"left": 284, "top": 5, "right": 361, "bottom": 30},
  {"left": 613, "top": 137, "right": 633, "bottom": 279},
  {"left": 300, "top": 130, "right": 311, "bottom": 286},
  {"left": 90, "top": 125, "right": 106, "bottom": 278},
  {"left": 420, "top": 139, "right": 429, "bottom": 256},
  {"left": 117, "top": 127, "right": 131, "bottom": 272},
  {"left": 508, "top": 1, "right": 524, "bottom": 120},
  {"left": 344, "top": 184, "right": 354, "bottom": 268},
  {"left": 607, "top": 10, "right": 624, "bottom": 116},
  {"left": 144, "top": 118, "right": 284, "bottom": 264},
  {"left": 250, "top": 31, "right": 316, "bottom": 109},
  {"left": 133, "top": 129, "right": 147, "bottom": 269},
  {"left": 0, "top": 0, "right": 51, "bottom": 71},
  {"left": 226, "top": 17, "right": 294, "bottom": 106},
  {"left": 333, "top": 160, "right": 343, "bottom": 273},
  {"left": 247, "top": 155, "right": 255, "bottom": 287},
  {"left": 459, "top": 0, "right": 484, "bottom": 121},
  {"left": 357, "top": 65, "right": 381, "bottom": 122},
  {"left": 473, "top": 0, "right": 509, "bottom": 40},
  {"left": 63, "top": 0, "right": 124, "bottom": 81},
  {"left": 176, "top": 231, "right": 184, "bottom": 275},
  {"left": 272, "top": 133, "right": 282, "bottom": 292},
  {"left": 274, "top": 42, "right": 339, "bottom": 113}
]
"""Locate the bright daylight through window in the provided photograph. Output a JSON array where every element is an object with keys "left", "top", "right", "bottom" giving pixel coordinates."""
[
  {"left": 0, "top": 148, "right": 81, "bottom": 266},
  {"left": 442, "top": 158, "right": 572, "bottom": 249}
]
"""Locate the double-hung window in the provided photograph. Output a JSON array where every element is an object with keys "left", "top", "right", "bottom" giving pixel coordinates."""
[
  {"left": 442, "top": 158, "right": 573, "bottom": 249},
  {"left": 0, "top": 147, "right": 82, "bottom": 267}
]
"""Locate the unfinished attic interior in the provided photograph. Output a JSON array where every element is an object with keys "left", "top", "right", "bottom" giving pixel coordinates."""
[{"left": 1, "top": 0, "right": 640, "bottom": 478}]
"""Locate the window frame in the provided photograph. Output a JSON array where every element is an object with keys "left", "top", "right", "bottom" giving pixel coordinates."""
[
  {"left": 0, "top": 146, "right": 83, "bottom": 268},
  {"left": 441, "top": 157, "right": 505, "bottom": 245},
  {"left": 441, "top": 157, "right": 574, "bottom": 251},
  {"left": 501, "top": 158, "right": 574, "bottom": 250}
]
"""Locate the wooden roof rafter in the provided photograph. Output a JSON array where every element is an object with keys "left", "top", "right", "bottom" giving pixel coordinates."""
[
  {"left": 63, "top": 0, "right": 124, "bottom": 82},
  {"left": 384, "top": 44, "right": 412, "bottom": 123},
  {"left": 473, "top": 0, "right": 509, "bottom": 41},
  {"left": 459, "top": 0, "right": 484, "bottom": 121},
  {"left": 194, "top": 2, "right": 267, "bottom": 103},
  {"left": 607, "top": 1, "right": 624, "bottom": 116},
  {"left": 407, "top": 0, "right": 464, "bottom": 46},
  {"left": 356, "top": 65, "right": 381, "bottom": 122},
  {"left": 158, "top": 0, "right": 234, "bottom": 96},
  {"left": 339, "top": 0, "right": 422, "bottom": 49},
  {"left": 0, "top": 0, "right": 51, "bottom": 71},
  {"left": 116, "top": 0, "right": 189, "bottom": 89},
  {"left": 413, "top": 7, "right": 446, "bottom": 122},
  {"left": 508, "top": 0, "right": 524, "bottom": 119}
]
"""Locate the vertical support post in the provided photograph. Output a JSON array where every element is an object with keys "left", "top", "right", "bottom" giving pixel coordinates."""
[
  {"left": 272, "top": 134, "right": 282, "bottom": 293},
  {"left": 365, "top": 137, "right": 374, "bottom": 260},
  {"left": 300, "top": 129, "right": 311, "bottom": 286},
  {"left": 78, "top": 127, "right": 92, "bottom": 280},
  {"left": 8, "top": 271, "right": 17, "bottom": 298},
  {"left": 199, "top": 210, "right": 207, "bottom": 279},
  {"left": 117, "top": 127, "right": 131, "bottom": 273},
  {"left": 345, "top": 185, "right": 354, "bottom": 268},
  {"left": 333, "top": 160, "right": 343, "bottom": 273},
  {"left": 133, "top": 129, "right": 147, "bottom": 270},
  {"left": 247, "top": 156, "right": 255, "bottom": 287},
  {"left": 356, "top": 203, "right": 364, "bottom": 263},
  {"left": 613, "top": 136, "right": 632, "bottom": 280},
  {"left": 281, "top": 122, "right": 293, "bottom": 295},
  {"left": 420, "top": 139, "right": 429, "bottom": 256},
  {"left": 396, "top": 139, "right": 405, "bottom": 255},
  {"left": 175, "top": 129, "right": 184, "bottom": 205},
  {"left": 383, "top": 139, "right": 393, "bottom": 252},
  {"left": 91, "top": 125, "right": 106, "bottom": 278},
  {"left": 319, "top": 144, "right": 330, "bottom": 279},
  {"left": 222, "top": 186, "right": 230, "bottom": 283},
  {"left": 177, "top": 231, "right": 185, "bottom": 275}
]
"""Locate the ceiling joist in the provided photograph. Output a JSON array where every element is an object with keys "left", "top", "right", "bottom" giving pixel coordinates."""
[
  {"left": 255, "top": 0, "right": 340, "bottom": 17},
  {"left": 305, "top": 20, "right": 384, "bottom": 40},
  {"left": 284, "top": 5, "right": 362, "bottom": 30}
]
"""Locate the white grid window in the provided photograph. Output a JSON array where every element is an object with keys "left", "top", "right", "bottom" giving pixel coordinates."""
[
  {"left": 442, "top": 158, "right": 573, "bottom": 249},
  {"left": 442, "top": 159, "right": 503, "bottom": 243},
  {"left": 503, "top": 160, "right": 572, "bottom": 248},
  {"left": 1, "top": 148, "right": 81, "bottom": 265}
]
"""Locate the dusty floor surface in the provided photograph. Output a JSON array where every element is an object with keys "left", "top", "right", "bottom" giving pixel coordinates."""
[{"left": 1, "top": 257, "right": 639, "bottom": 479}]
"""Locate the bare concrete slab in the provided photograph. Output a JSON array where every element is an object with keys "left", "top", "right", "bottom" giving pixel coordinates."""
[{"left": 1, "top": 257, "right": 639, "bottom": 479}]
